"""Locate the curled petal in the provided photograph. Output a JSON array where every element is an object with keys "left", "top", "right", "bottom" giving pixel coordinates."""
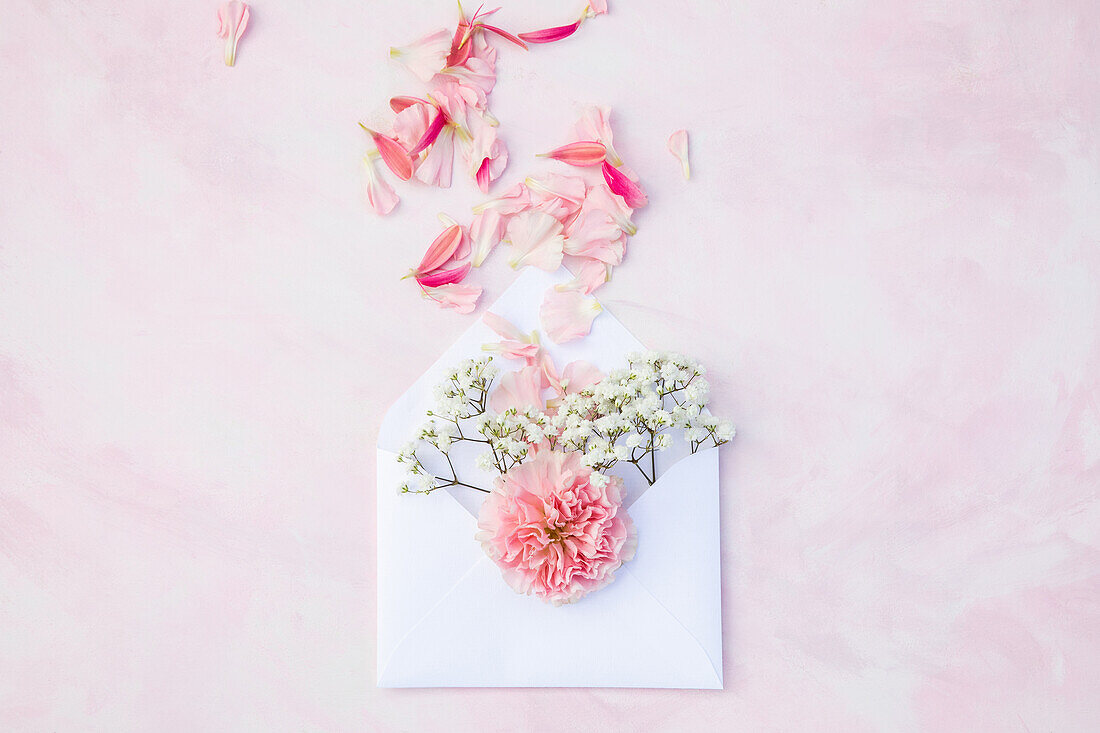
[
  {"left": 389, "top": 95, "right": 428, "bottom": 114},
  {"left": 410, "top": 110, "right": 448, "bottom": 156},
  {"left": 667, "top": 129, "right": 690, "bottom": 179},
  {"left": 601, "top": 161, "right": 647, "bottom": 208},
  {"left": 423, "top": 282, "right": 482, "bottom": 314},
  {"left": 506, "top": 211, "right": 565, "bottom": 271},
  {"left": 360, "top": 125, "right": 414, "bottom": 181},
  {"left": 587, "top": 0, "right": 609, "bottom": 17},
  {"left": 537, "top": 141, "right": 606, "bottom": 167},
  {"left": 416, "top": 262, "right": 471, "bottom": 289},
  {"left": 216, "top": 1, "right": 250, "bottom": 67},
  {"left": 518, "top": 20, "right": 582, "bottom": 44},
  {"left": 417, "top": 224, "right": 466, "bottom": 274},
  {"left": 470, "top": 209, "right": 506, "bottom": 266},
  {"left": 489, "top": 365, "right": 545, "bottom": 413},
  {"left": 362, "top": 155, "right": 399, "bottom": 216},
  {"left": 540, "top": 289, "right": 602, "bottom": 344},
  {"left": 414, "top": 124, "right": 456, "bottom": 187},
  {"left": 390, "top": 29, "right": 451, "bottom": 83}
]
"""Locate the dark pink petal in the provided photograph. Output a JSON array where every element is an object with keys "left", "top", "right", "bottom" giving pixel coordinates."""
[
  {"left": 409, "top": 110, "right": 447, "bottom": 156},
  {"left": 360, "top": 124, "right": 414, "bottom": 181},
  {"left": 601, "top": 161, "right": 647, "bottom": 208},
  {"left": 537, "top": 141, "right": 606, "bottom": 167},
  {"left": 479, "top": 24, "right": 529, "bottom": 49},
  {"left": 518, "top": 20, "right": 582, "bottom": 44},
  {"left": 416, "top": 262, "right": 471, "bottom": 288}
]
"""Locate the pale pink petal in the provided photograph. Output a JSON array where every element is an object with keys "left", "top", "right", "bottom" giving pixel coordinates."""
[
  {"left": 216, "top": 1, "right": 249, "bottom": 67},
  {"left": 540, "top": 289, "right": 602, "bottom": 343},
  {"left": 475, "top": 140, "right": 508, "bottom": 192},
  {"left": 525, "top": 173, "right": 588, "bottom": 208},
  {"left": 586, "top": 183, "right": 637, "bottom": 235},
  {"left": 360, "top": 125, "right": 414, "bottom": 181},
  {"left": 587, "top": 0, "right": 609, "bottom": 16},
  {"left": 472, "top": 182, "right": 531, "bottom": 215},
  {"left": 414, "top": 124, "right": 456, "bottom": 187},
  {"left": 390, "top": 29, "right": 451, "bottom": 83},
  {"left": 416, "top": 224, "right": 466, "bottom": 274},
  {"left": 482, "top": 312, "right": 540, "bottom": 361},
  {"left": 470, "top": 209, "right": 506, "bottom": 266},
  {"left": 564, "top": 199, "right": 627, "bottom": 264},
  {"left": 505, "top": 211, "right": 565, "bottom": 271},
  {"left": 423, "top": 282, "right": 481, "bottom": 314},
  {"left": 489, "top": 365, "right": 545, "bottom": 413},
  {"left": 391, "top": 103, "right": 432, "bottom": 151},
  {"left": 667, "top": 129, "right": 690, "bottom": 179},
  {"left": 362, "top": 155, "right": 399, "bottom": 216},
  {"left": 440, "top": 56, "right": 496, "bottom": 96},
  {"left": 556, "top": 257, "right": 611, "bottom": 294},
  {"left": 389, "top": 95, "right": 428, "bottom": 114},
  {"left": 558, "top": 360, "right": 603, "bottom": 395},
  {"left": 461, "top": 115, "right": 508, "bottom": 191},
  {"left": 573, "top": 105, "right": 621, "bottom": 166}
]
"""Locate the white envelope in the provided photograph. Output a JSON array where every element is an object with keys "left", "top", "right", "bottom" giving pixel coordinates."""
[{"left": 376, "top": 267, "right": 723, "bottom": 688}]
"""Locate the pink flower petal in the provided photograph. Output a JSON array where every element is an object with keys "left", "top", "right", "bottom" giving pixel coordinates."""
[
  {"left": 391, "top": 103, "right": 431, "bottom": 151},
  {"left": 362, "top": 155, "right": 399, "bottom": 216},
  {"left": 472, "top": 182, "right": 530, "bottom": 216},
  {"left": 389, "top": 95, "right": 428, "bottom": 114},
  {"left": 505, "top": 211, "right": 565, "bottom": 271},
  {"left": 586, "top": 183, "right": 637, "bottom": 235},
  {"left": 482, "top": 312, "right": 541, "bottom": 361},
  {"left": 414, "top": 124, "right": 456, "bottom": 187},
  {"left": 216, "top": 1, "right": 250, "bottom": 67},
  {"left": 409, "top": 110, "right": 447, "bottom": 156},
  {"left": 601, "top": 161, "right": 647, "bottom": 208},
  {"left": 537, "top": 141, "right": 606, "bottom": 167},
  {"left": 540, "top": 289, "right": 602, "bottom": 343},
  {"left": 667, "top": 129, "right": 690, "bottom": 179},
  {"left": 390, "top": 29, "right": 452, "bottom": 83},
  {"left": 360, "top": 125, "right": 414, "bottom": 181},
  {"left": 489, "top": 365, "right": 545, "bottom": 413},
  {"left": 557, "top": 360, "right": 603, "bottom": 396},
  {"left": 416, "top": 262, "right": 471, "bottom": 289},
  {"left": 417, "top": 224, "right": 466, "bottom": 274},
  {"left": 518, "top": 20, "right": 582, "bottom": 44},
  {"left": 423, "top": 282, "right": 482, "bottom": 314},
  {"left": 470, "top": 209, "right": 506, "bottom": 266},
  {"left": 479, "top": 24, "right": 529, "bottom": 49},
  {"left": 556, "top": 257, "right": 612, "bottom": 294},
  {"left": 573, "top": 105, "right": 621, "bottom": 165},
  {"left": 587, "top": 0, "right": 609, "bottom": 17}
]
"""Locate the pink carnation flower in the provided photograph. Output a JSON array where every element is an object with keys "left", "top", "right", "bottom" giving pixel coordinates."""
[{"left": 477, "top": 447, "right": 637, "bottom": 605}]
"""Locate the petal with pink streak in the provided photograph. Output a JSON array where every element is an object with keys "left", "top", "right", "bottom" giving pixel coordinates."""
[
  {"left": 390, "top": 29, "right": 451, "bottom": 83},
  {"left": 362, "top": 155, "right": 399, "bottom": 216},
  {"left": 414, "top": 124, "right": 456, "bottom": 188}
]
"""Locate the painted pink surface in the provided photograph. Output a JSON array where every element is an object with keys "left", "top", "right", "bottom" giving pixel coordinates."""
[{"left": 2, "top": 0, "right": 1099, "bottom": 729}]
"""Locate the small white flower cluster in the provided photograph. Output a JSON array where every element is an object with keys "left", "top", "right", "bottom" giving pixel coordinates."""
[{"left": 398, "top": 350, "right": 735, "bottom": 494}]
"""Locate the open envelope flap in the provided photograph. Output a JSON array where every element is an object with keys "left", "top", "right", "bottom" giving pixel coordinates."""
[{"left": 376, "top": 449, "right": 722, "bottom": 688}]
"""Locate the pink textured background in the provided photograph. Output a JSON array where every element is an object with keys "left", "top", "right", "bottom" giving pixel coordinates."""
[{"left": 2, "top": 0, "right": 1099, "bottom": 729}]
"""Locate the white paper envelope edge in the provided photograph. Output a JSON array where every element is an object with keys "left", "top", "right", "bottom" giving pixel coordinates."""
[{"left": 376, "top": 268, "right": 723, "bottom": 688}]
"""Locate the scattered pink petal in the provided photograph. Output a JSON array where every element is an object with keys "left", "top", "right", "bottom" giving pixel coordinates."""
[
  {"left": 667, "top": 129, "right": 690, "bottom": 179},
  {"left": 573, "top": 105, "right": 621, "bottom": 166},
  {"left": 472, "top": 182, "right": 531, "bottom": 215},
  {"left": 409, "top": 110, "right": 448, "bottom": 156},
  {"left": 440, "top": 56, "right": 497, "bottom": 96},
  {"left": 391, "top": 103, "right": 432, "bottom": 151},
  {"left": 505, "top": 211, "right": 565, "bottom": 271},
  {"left": 540, "top": 289, "right": 602, "bottom": 344},
  {"left": 555, "top": 360, "right": 603, "bottom": 396},
  {"left": 414, "top": 124, "right": 456, "bottom": 187},
  {"left": 601, "top": 161, "right": 647, "bottom": 208},
  {"left": 362, "top": 155, "right": 399, "bottom": 216},
  {"left": 482, "top": 312, "right": 540, "bottom": 361},
  {"left": 586, "top": 183, "right": 637, "bottom": 235},
  {"left": 389, "top": 95, "right": 428, "bottom": 114},
  {"left": 423, "top": 282, "right": 482, "bottom": 314},
  {"left": 524, "top": 173, "right": 587, "bottom": 207},
  {"left": 461, "top": 115, "right": 508, "bottom": 192},
  {"left": 518, "top": 20, "right": 582, "bottom": 44},
  {"left": 416, "top": 262, "right": 471, "bottom": 289},
  {"left": 489, "top": 365, "right": 545, "bottom": 413},
  {"left": 479, "top": 24, "right": 529, "bottom": 49},
  {"left": 360, "top": 125, "right": 414, "bottom": 181},
  {"left": 416, "top": 224, "right": 466, "bottom": 275},
  {"left": 537, "top": 141, "right": 606, "bottom": 167},
  {"left": 556, "top": 258, "right": 612, "bottom": 294},
  {"left": 390, "top": 29, "right": 452, "bottom": 83},
  {"left": 216, "top": 1, "right": 250, "bottom": 67},
  {"left": 470, "top": 209, "right": 506, "bottom": 266},
  {"left": 587, "top": 0, "right": 609, "bottom": 17}
]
